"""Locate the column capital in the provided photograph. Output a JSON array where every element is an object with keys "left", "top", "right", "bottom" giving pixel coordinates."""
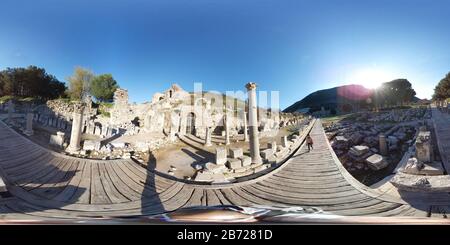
[
  {"left": 245, "top": 82, "right": 257, "bottom": 91},
  {"left": 72, "top": 102, "right": 85, "bottom": 114}
]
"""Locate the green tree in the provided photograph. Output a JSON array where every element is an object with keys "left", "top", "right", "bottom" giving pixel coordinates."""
[
  {"left": 374, "top": 79, "right": 416, "bottom": 107},
  {"left": 0, "top": 66, "right": 66, "bottom": 100},
  {"left": 67, "top": 67, "right": 94, "bottom": 100},
  {"left": 90, "top": 74, "right": 119, "bottom": 102},
  {"left": 432, "top": 72, "right": 450, "bottom": 101}
]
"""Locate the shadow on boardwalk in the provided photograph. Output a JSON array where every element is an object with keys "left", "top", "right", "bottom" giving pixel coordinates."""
[{"left": 139, "top": 152, "right": 165, "bottom": 216}]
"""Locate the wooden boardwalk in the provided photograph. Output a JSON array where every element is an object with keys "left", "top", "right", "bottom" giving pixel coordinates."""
[{"left": 0, "top": 118, "right": 448, "bottom": 220}]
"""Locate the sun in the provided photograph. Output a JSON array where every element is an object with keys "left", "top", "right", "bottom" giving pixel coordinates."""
[{"left": 349, "top": 68, "right": 396, "bottom": 89}]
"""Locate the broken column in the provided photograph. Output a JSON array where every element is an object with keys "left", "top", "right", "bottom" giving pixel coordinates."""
[
  {"left": 281, "top": 136, "right": 289, "bottom": 148},
  {"left": 67, "top": 102, "right": 85, "bottom": 153},
  {"left": 246, "top": 82, "right": 262, "bottom": 165},
  {"left": 216, "top": 147, "right": 227, "bottom": 165},
  {"left": 24, "top": 112, "right": 34, "bottom": 136},
  {"left": 379, "top": 134, "right": 388, "bottom": 156},
  {"left": 416, "top": 130, "right": 432, "bottom": 163},
  {"left": 204, "top": 126, "right": 212, "bottom": 146}
]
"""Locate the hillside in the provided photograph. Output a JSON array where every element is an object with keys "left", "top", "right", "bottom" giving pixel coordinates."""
[
  {"left": 284, "top": 81, "right": 421, "bottom": 114},
  {"left": 283, "top": 84, "right": 373, "bottom": 113}
]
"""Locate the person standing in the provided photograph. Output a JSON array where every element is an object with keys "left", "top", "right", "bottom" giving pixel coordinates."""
[{"left": 306, "top": 135, "right": 314, "bottom": 152}]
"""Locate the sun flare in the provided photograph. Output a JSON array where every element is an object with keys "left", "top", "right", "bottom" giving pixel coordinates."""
[{"left": 349, "top": 68, "right": 396, "bottom": 89}]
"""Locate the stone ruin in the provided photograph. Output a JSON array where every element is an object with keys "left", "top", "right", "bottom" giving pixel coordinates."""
[
  {"left": 1, "top": 82, "right": 306, "bottom": 183},
  {"left": 391, "top": 124, "right": 450, "bottom": 192},
  {"left": 327, "top": 107, "right": 431, "bottom": 176},
  {"left": 193, "top": 133, "right": 302, "bottom": 183},
  {"left": 400, "top": 126, "right": 444, "bottom": 176}
]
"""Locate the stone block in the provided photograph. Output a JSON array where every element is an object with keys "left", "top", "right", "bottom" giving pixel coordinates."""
[
  {"left": 83, "top": 140, "right": 101, "bottom": 151},
  {"left": 260, "top": 149, "right": 274, "bottom": 160},
  {"left": 239, "top": 155, "right": 252, "bottom": 167},
  {"left": 111, "top": 142, "right": 126, "bottom": 148},
  {"left": 226, "top": 158, "right": 242, "bottom": 169},
  {"left": 216, "top": 147, "right": 227, "bottom": 165},
  {"left": 194, "top": 171, "right": 214, "bottom": 182},
  {"left": 229, "top": 148, "right": 243, "bottom": 158},
  {"left": 205, "top": 162, "right": 227, "bottom": 174},
  {"left": 365, "top": 154, "right": 388, "bottom": 170},
  {"left": 49, "top": 132, "right": 65, "bottom": 148},
  {"left": 349, "top": 145, "right": 369, "bottom": 157},
  {"left": 350, "top": 132, "right": 364, "bottom": 144}
]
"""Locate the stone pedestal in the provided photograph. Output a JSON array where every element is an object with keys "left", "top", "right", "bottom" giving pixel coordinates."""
[
  {"left": 67, "top": 103, "right": 85, "bottom": 153},
  {"left": 24, "top": 112, "right": 34, "bottom": 136},
  {"left": 379, "top": 134, "right": 388, "bottom": 156},
  {"left": 246, "top": 82, "right": 262, "bottom": 165}
]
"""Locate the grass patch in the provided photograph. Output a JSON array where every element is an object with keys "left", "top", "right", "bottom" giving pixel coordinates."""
[
  {"left": 98, "top": 102, "right": 112, "bottom": 118},
  {"left": 322, "top": 113, "right": 354, "bottom": 125},
  {"left": 100, "top": 102, "right": 113, "bottom": 108},
  {"left": 0, "top": 95, "right": 15, "bottom": 103}
]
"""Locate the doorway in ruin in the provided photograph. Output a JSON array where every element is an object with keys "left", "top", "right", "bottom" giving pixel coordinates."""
[{"left": 186, "top": 112, "right": 196, "bottom": 135}]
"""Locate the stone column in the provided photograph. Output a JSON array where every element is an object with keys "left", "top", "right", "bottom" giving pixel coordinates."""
[
  {"left": 67, "top": 103, "right": 85, "bottom": 153},
  {"left": 24, "top": 112, "right": 34, "bottom": 136},
  {"left": 204, "top": 126, "right": 212, "bottom": 146},
  {"left": 246, "top": 82, "right": 262, "bottom": 165},
  {"left": 379, "top": 134, "right": 388, "bottom": 156},
  {"left": 7, "top": 101, "right": 14, "bottom": 121},
  {"left": 242, "top": 110, "right": 249, "bottom": 142},
  {"left": 224, "top": 114, "right": 230, "bottom": 145}
]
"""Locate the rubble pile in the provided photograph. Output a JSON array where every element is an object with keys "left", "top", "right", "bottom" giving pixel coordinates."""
[{"left": 325, "top": 107, "right": 430, "bottom": 175}]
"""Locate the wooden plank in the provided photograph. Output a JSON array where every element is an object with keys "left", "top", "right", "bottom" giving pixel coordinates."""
[
  {"left": 97, "top": 162, "right": 130, "bottom": 203},
  {"left": 108, "top": 162, "right": 145, "bottom": 195},
  {"left": 213, "top": 189, "right": 232, "bottom": 205},
  {"left": 5, "top": 153, "right": 56, "bottom": 183},
  {"left": 29, "top": 158, "right": 78, "bottom": 197},
  {"left": 103, "top": 162, "right": 142, "bottom": 200},
  {"left": 90, "top": 161, "right": 112, "bottom": 204},
  {"left": 205, "top": 189, "right": 222, "bottom": 206},
  {"left": 184, "top": 188, "right": 206, "bottom": 207},
  {"left": 53, "top": 161, "right": 86, "bottom": 202},
  {"left": 21, "top": 157, "right": 71, "bottom": 191},
  {"left": 70, "top": 160, "right": 92, "bottom": 204}
]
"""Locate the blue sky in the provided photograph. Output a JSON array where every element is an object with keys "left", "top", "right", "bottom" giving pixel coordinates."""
[{"left": 1, "top": 0, "right": 449, "bottom": 109}]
